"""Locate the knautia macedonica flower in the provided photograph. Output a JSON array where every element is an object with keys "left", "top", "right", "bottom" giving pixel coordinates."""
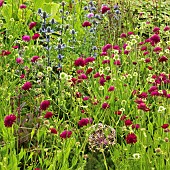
[
  {"left": 0, "top": 0, "right": 4, "bottom": 7},
  {"left": 19, "top": 4, "right": 27, "bottom": 9},
  {"left": 125, "top": 133, "right": 137, "bottom": 144},
  {"left": 22, "top": 82, "right": 32, "bottom": 90},
  {"left": 29, "top": 22, "right": 37, "bottom": 30},
  {"left": 32, "top": 33, "right": 40, "bottom": 40},
  {"left": 40, "top": 100, "right": 50, "bottom": 110},
  {"left": 82, "top": 21, "right": 92, "bottom": 27},
  {"left": 44, "top": 111, "right": 53, "bottom": 119},
  {"left": 88, "top": 123, "right": 116, "bottom": 152},
  {"left": 4, "top": 114, "right": 16, "bottom": 127},
  {"left": 22, "top": 35, "right": 30, "bottom": 42},
  {"left": 60, "top": 130, "right": 72, "bottom": 139}
]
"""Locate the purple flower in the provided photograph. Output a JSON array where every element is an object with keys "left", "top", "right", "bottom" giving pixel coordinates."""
[
  {"left": 4, "top": 114, "right": 16, "bottom": 127},
  {"left": 60, "top": 130, "right": 72, "bottom": 139},
  {"left": 22, "top": 35, "right": 31, "bottom": 42}
]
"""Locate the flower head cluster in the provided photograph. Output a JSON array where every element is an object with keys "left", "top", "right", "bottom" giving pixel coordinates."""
[
  {"left": 88, "top": 123, "right": 116, "bottom": 152},
  {"left": 4, "top": 114, "right": 16, "bottom": 127}
]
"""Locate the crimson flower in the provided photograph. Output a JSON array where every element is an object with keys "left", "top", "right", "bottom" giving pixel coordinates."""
[
  {"left": 102, "top": 102, "right": 110, "bottom": 109},
  {"left": 20, "top": 4, "right": 27, "bottom": 9},
  {"left": 82, "top": 21, "right": 91, "bottom": 27},
  {"left": 153, "top": 27, "right": 160, "bottom": 34},
  {"left": 32, "top": 33, "right": 40, "bottom": 40},
  {"left": 132, "top": 124, "right": 140, "bottom": 129},
  {"left": 164, "top": 26, "right": 170, "bottom": 31},
  {"left": 114, "top": 110, "right": 121, "bottom": 115},
  {"left": 78, "top": 118, "right": 93, "bottom": 127},
  {"left": 99, "top": 77, "right": 106, "bottom": 86},
  {"left": 22, "top": 35, "right": 30, "bottom": 42},
  {"left": 125, "top": 133, "right": 137, "bottom": 144},
  {"left": 22, "top": 82, "right": 32, "bottom": 90},
  {"left": 158, "top": 56, "right": 168, "bottom": 62},
  {"left": 0, "top": 50, "right": 11, "bottom": 56},
  {"left": 29, "top": 22, "right": 37, "bottom": 30},
  {"left": 31, "top": 56, "right": 39, "bottom": 63},
  {"left": 16, "top": 57, "right": 24, "bottom": 64},
  {"left": 0, "top": 0, "right": 4, "bottom": 7},
  {"left": 40, "top": 100, "right": 50, "bottom": 110},
  {"left": 108, "top": 86, "right": 115, "bottom": 92},
  {"left": 101, "top": 5, "right": 110, "bottom": 14},
  {"left": 120, "top": 33, "right": 126, "bottom": 38},
  {"left": 60, "top": 130, "right": 72, "bottom": 139},
  {"left": 44, "top": 112, "right": 53, "bottom": 119},
  {"left": 161, "top": 124, "right": 169, "bottom": 129},
  {"left": 125, "top": 119, "right": 133, "bottom": 126},
  {"left": 150, "top": 34, "right": 160, "bottom": 44},
  {"left": 4, "top": 114, "right": 16, "bottom": 127},
  {"left": 114, "top": 60, "right": 121, "bottom": 65},
  {"left": 74, "top": 57, "right": 86, "bottom": 67},
  {"left": 50, "top": 128, "right": 57, "bottom": 134}
]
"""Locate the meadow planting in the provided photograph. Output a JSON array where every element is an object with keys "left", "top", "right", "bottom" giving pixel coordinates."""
[{"left": 0, "top": 0, "right": 170, "bottom": 169}]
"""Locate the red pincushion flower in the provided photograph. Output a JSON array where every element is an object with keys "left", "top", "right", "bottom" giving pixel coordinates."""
[
  {"left": 20, "top": 4, "right": 27, "bottom": 9},
  {"left": 120, "top": 33, "right": 126, "bottom": 38},
  {"left": 132, "top": 124, "right": 140, "bottom": 129},
  {"left": 101, "top": 5, "right": 110, "bottom": 14},
  {"left": 16, "top": 57, "right": 24, "bottom": 64},
  {"left": 29, "top": 22, "right": 37, "bottom": 30},
  {"left": 13, "top": 45, "right": 19, "bottom": 49},
  {"left": 161, "top": 124, "right": 169, "bottom": 129},
  {"left": 86, "top": 68, "right": 93, "bottom": 74},
  {"left": 102, "top": 102, "right": 110, "bottom": 109},
  {"left": 125, "top": 119, "right": 133, "bottom": 126},
  {"left": 127, "top": 32, "right": 134, "bottom": 35},
  {"left": 44, "top": 112, "right": 53, "bottom": 119},
  {"left": 83, "top": 96, "right": 89, "bottom": 101},
  {"left": 115, "top": 111, "right": 122, "bottom": 115},
  {"left": 164, "top": 26, "right": 170, "bottom": 31},
  {"left": 106, "top": 75, "right": 111, "bottom": 80},
  {"left": 126, "top": 133, "right": 137, "bottom": 144},
  {"left": 78, "top": 118, "right": 93, "bottom": 127},
  {"left": 50, "top": 128, "right": 57, "bottom": 134},
  {"left": 137, "top": 103, "right": 150, "bottom": 112},
  {"left": 145, "top": 58, "right": 151, "bottom": 63},
  {"left": 22, "top": 82, "right": 32, "bottom": 90},
  {"left": 1, "top": 50, "right": 11, "bottom": 56},
  {"left": 40, "top": 100, "right": 50, "bottom": 110},
  {"left": 82, "top": 21, "right": 91, "bottom": 27},
  {"left": 108, "top": 86, "right": 115, "bottom": 92},
  {"left": 141, "top": 46, "right": 147, "bottom": 51},
  {"left": 0, "top": 0, "right": 4, "bottom": 7},
  {"left": 32, "top": 33, "right": 40, "bottom": 40},
  {"left": 99, "top": 77, "right": 106, "bottom": 86},
  {"left": 76, "top": 92, "right": 81, "bottom": 98},
  {"left": 153, "top": 27, "right": 160, "bottom": 34},
  {"left": 137, "top": 92, "right": 148, "bottom": 98},
  {"left": 4, "top": 114, "right": 16, "bottom": 127},
  {"left": 150, "top": 34, "right": 160, "bottom": 44},
  {"left": 114, "top": 60, "right": 121, "bottom": 66},
  {"left": 148, "top": 86, "right": 158, "bottom": 93},
  {"left": 158, "top": 56, "right": 168, "bottom": 62},
  {"left": 20, "top": 74, "right": 25, "bottom": 79},
  {"left": 143, "top": 51, "right": 149, "bottom": 56},
  {"left": 85, "top": 57, "right": 95, "bottom": 64},
  {"left": 74, "top": 57, "right": 86, "bottom": 67},
  {"left": 78, "top": 73, "right": 88, "bottom": 80},
  {"left": 153, "top": 47, "right": 162, "bottom": 53},
  {"left": 31, "top": 56, "right": 39, "bottom": 63},
  {"left": 22, "top": 35, "right": 30, "bottom": 42},
  {"left": 60, "top": 130, "right": 72, "bottom": 139}
]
